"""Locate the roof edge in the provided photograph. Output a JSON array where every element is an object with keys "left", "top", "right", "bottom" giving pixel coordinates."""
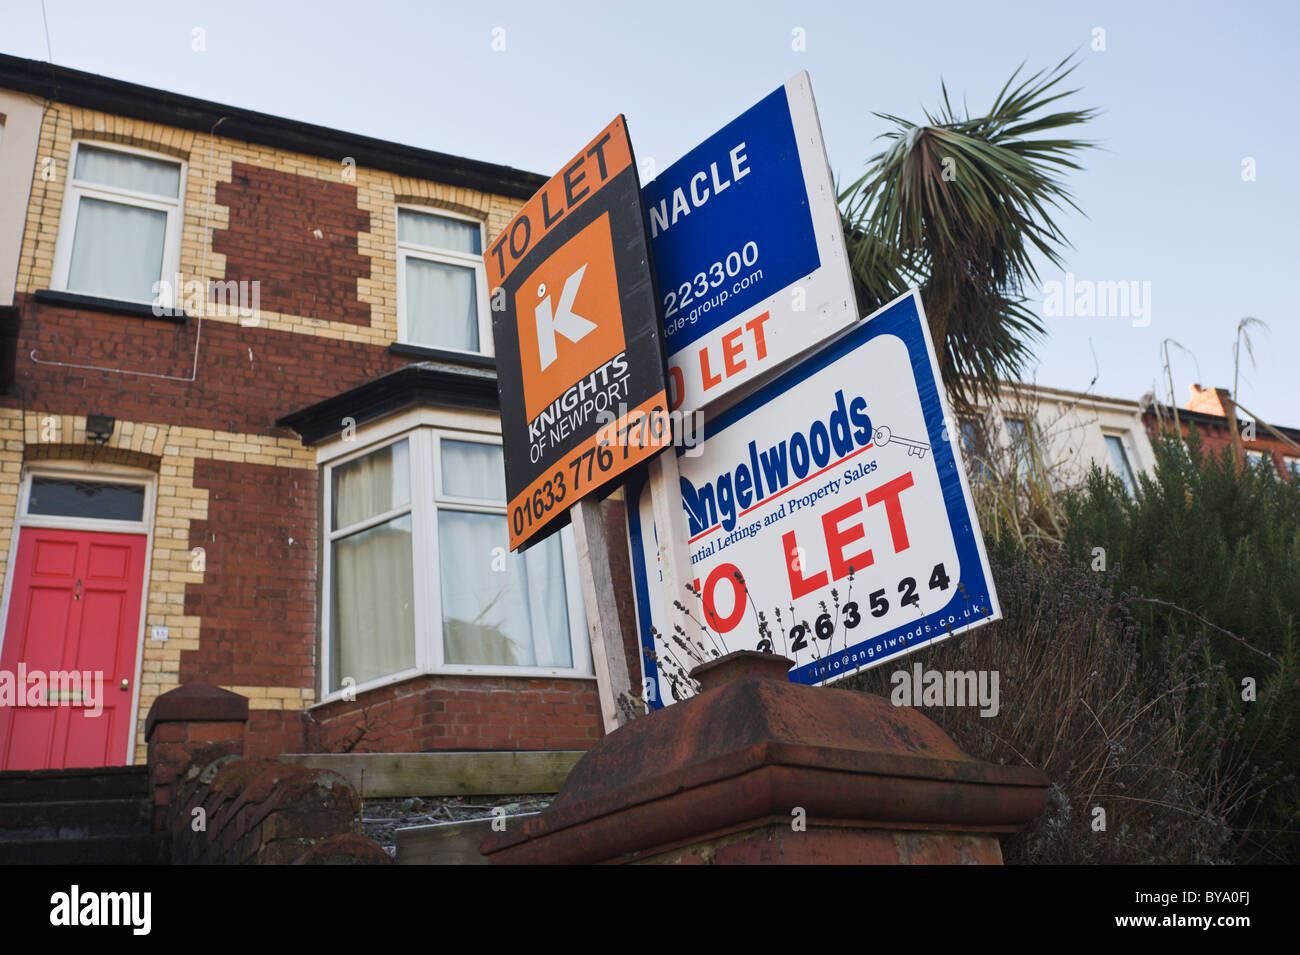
[
  {"left": 277, "top": 362, "right": 500, "bottom": 446},
  {"left": 0, "top": 53, "right": 547, "bottom": 201}
]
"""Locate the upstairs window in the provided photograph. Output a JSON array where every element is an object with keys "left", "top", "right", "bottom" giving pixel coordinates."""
[
  {"left": 1004, "top": 416, "right": 1036, "bottom": 473},
  {"left": 396, "top": 208, "right": 490, "bottom": 355},
  {"left": 1103, "top": 433, "right": 1138, "bottom": 495},
  {"left": 958, "top": 417, "right": 992, "bottom": 483},
  {"left": 52, "top": 143, "right": 184, "bottom": 306}
]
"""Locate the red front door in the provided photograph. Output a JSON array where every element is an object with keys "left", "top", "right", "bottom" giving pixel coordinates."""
[{"left": 0, "top": 527, "right": 147, "bottom": 769}]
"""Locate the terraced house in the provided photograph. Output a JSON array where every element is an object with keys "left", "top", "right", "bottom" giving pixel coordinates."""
[{"left": 0, "top": 54, "right": 645, "bottom": 773}]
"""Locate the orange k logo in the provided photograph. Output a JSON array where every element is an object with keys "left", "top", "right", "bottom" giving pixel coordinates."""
[{"left": 517, "top": 212, "right": 626, "bottom": 420}]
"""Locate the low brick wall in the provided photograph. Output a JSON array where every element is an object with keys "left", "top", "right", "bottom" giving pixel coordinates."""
[
  {"left": 307, "top": 675, "right": 602, "bottom": 752},
  {"left": 146, "top": 683, "right": 389, "bottom": 864},
  {"left": 168, "top": 753, "right": 389, "bottom": 865}
]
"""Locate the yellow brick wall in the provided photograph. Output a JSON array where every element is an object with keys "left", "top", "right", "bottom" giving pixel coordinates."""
[{"left": 13, "top": 101, "right": 523, "bottom": 342}]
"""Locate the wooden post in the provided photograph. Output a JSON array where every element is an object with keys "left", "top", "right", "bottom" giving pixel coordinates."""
[
  {"left": 571, "top": 497, "right": 634, "bottom": 733},
  {"left": 647, "top": 448, "right": 699, "bottom": 670}
]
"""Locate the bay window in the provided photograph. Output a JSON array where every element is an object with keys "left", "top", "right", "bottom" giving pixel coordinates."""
[
  {"left": 320, "top": 422, "right": 589, "bottom": 699},
  {"left": 51, "top": 142, "right": 184, "bottom": 307}
]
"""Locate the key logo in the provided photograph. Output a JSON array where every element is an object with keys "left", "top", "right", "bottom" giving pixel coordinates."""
[{"left": 517, "top": 211, "right": 626, "bottom": 420}]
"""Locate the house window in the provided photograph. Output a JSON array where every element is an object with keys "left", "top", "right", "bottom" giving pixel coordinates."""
[
  {"left": 328, "top": 439, "right": 417, "bottom": 689},
  {"left": 1103, "top": 434, "right": 1138, "bottom": 495},
  {"left": 396, "top": 208, "right": 490, "bottom": 355},
  {"left": 1244, "top": 449, "right": 1271, "bottom": 472},
  {"left": 52, "top": 143, "right": 184, "bottom": 306},
  {"left": 436, "top": 438, "right": 573, "bottom": 668},
  {"left": 1004, "top": 416, "right": 1035, "bottom": 472},
  {"left": 1284, "top": 456, "right": 1300, "bottom": 481},
  {"left": 321, "top": 425, "right": 587, "bottom": 697},
  {"left": 958, "top": 417, "right": 991, "bottom": 483}
]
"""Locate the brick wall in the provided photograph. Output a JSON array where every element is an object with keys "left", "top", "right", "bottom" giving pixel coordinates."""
[
  {"left": 214, "top": 163, "right": 371, "bottom": 326},
  {"left": 12, "top": 297, "right": 409, "bottom": 436},
  {"left": 307, "top": 674, "right": 602, "bottom": 753},
  {"left": 181, "top": 458, "right": 317, "bottom": 754}
]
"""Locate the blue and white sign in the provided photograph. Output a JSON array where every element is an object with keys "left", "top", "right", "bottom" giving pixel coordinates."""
[
  {"left": 626, "top": 291, "right": 1001, "bottom": 705},
  {"left": 643, "top": 72, "right": 856, "bottom": 413}
]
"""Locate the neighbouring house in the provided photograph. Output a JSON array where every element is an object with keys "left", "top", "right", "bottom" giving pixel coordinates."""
[
  {"left": 1143, "top": 384, "right": 1300, "bottom": 480},
  {"left": 954, "top": 381, "right": 1157, "bottom": 495},
  {"left": 0, "top": 54, "right": 646, "bottom": 772}
]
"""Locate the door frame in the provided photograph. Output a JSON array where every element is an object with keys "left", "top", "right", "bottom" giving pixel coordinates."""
[{"left": 0, "top": 461, "right": 158, "bottom": 766}]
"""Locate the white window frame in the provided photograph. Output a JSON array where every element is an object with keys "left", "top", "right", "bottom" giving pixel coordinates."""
[
  {"left": 50, "top": 141, "right": 186, "bottom": 309},
  {"left": 0, "top": 462, "right": 158, "bottom": 766},
  {"left": 316, "top": 413, "right": 590, "bottom": 705},
  {"left": 395, "top": 205, "right": 492, "bottom": 356},
  {"left": 1101, "top": 430, "right": 1139, "bottom": 494}
]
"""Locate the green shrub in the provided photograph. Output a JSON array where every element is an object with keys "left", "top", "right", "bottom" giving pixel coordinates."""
[
  {"left": 846, "top": 554, "right": 1254, "bottom": 863},
  {"left": 1060, "top": 427, "right": 1300, "bottom": 862}
]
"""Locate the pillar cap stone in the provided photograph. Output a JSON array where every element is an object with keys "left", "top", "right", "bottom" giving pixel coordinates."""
[
  {"left": 482, "top": 650, "right": 1049, "bottom": 864},
  {"left": 145, "top": 683, "right": 249, "bottom": 740}
]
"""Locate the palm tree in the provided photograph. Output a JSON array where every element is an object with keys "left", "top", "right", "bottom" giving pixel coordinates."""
[{"left": 840, "top": 55, "right": 1097, "bottom": 412}]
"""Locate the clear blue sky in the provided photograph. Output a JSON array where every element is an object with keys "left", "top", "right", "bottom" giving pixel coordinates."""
[{"left": 5, "top": 0, "right": 1297, "bottom": 425}]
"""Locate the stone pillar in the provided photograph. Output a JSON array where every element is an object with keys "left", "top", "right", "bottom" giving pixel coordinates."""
[
  {"left": 482, "top": 651, "right": 1049, "bottom": 865},
  {"left": 144, "top": 683, "right": 249, "bottom": 833}
]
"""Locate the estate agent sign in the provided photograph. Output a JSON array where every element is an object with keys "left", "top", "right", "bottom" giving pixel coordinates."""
[
  {"left": 626, "top": 291, "right": 1001, "bottom": 704},
  {"left": 642, "top": 72, "right": 855, "bottom": 413},
  {"left": 487, "top": 117, "right": 672, "bottom": 551}
]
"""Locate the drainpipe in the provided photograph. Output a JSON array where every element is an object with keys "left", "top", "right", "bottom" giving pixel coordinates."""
[{"left": 0, "top": 306, "right": 19, "bottom": 394}]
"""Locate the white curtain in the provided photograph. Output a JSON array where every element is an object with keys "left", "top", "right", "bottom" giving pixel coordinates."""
[
  {"left": 75, "top": 146, "right": 180, "bottom": 196},
  {"left": 67, "top": 197, "right": 166, "bottom": 302},
  {"left": 441, "top": 440, "right": 506, "bottom": 501},
  {"left": 404, "top": 257, "right": 478, "bottom": 351},
  {"left": 330, "top": 440, "right": 415, "bottom": 689},
  {"left": 331, "top": 515, "right": 415, "bottom": 689},
  {"left": 439, "top": 511, "right": 571, "bottom": 667},
  {"left": 437, "top": 439, "right": 570, "bottom": 667},
  {"left": 398, "top": 210, "right": 480, "bottom": 254}
]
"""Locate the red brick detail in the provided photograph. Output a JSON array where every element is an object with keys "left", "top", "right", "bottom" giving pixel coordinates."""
[
  {"left": 213, "top": 163, "right": 371, "bottom": 325},
  {"left": 181, "top": 459, "right": 317, "bottom": 696},
  {"left": 1187, "top": 384, "right": 1231, "bottom": 417},
  {"left": 308, "top": 675, "right": 602, "bottom": 753},
  {"left": 7, "top": 295, "right": 410, "bottom": 437},
  {"left": 245, "top": 710, "right": 308, "bottom": 760}
]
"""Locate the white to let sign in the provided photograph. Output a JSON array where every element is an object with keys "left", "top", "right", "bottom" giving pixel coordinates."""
[
  {"left": 626, "top": 291, "right": 1001, "bottom": 705},
  {"left": 642, "top": 71, "right": 855, "bottom": 414}
]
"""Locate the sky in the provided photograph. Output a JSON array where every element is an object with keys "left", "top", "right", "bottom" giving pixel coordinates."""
[{"left": 4, "top": 0, "right": 1297, "bottom": 424}]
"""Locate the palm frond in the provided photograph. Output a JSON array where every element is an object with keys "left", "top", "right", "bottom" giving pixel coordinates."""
[{"left": 841, "top": 54, "right": 1097, "bottom": 410}]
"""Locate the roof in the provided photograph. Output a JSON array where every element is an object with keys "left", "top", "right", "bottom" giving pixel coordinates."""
[
  {"left": 0, "top": 53, "right": 547, "bottom": 201},
  {"left": 1143, "top": 401, "right": 1300, "bottom": 446},
  {"left": 276, "top": 361, "right": 500, "bottom": 445}
]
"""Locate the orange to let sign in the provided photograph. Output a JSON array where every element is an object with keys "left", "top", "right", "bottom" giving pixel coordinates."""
[{"left": 488, "top": 117, "right": 672, "bottom": 551}]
